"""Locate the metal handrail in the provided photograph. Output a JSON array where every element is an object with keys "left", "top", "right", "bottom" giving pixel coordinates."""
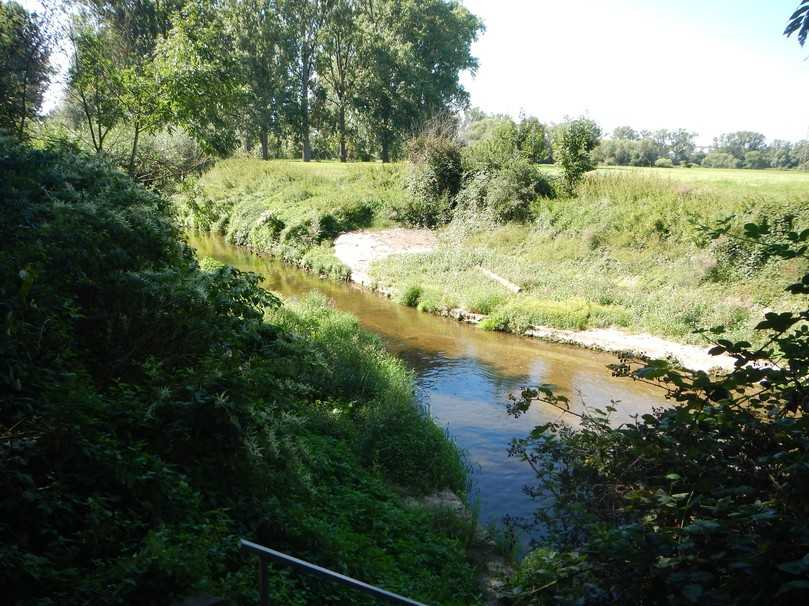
[{"left": 240, "top": 539, "right": 429, "bottom": 606}]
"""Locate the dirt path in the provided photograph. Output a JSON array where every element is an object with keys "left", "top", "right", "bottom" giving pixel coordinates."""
[{"left": 333, "top": 229, "right": 735, "bottom": 372}]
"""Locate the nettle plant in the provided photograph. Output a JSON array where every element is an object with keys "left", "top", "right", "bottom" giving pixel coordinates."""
[{"left": 505, "top": 219, "right": 809, "bottom": 605}]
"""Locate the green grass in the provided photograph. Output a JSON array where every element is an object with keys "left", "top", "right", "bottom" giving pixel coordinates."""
[
  {"left": 176, "top": 159, "right": 406, "bottom": 278},
  {"left": 372, "top": 168, "right": 808, "bottom": 344},
  {"left": 185, "top": 159, "right": 809, "bottom": 344},
  {"left": 599, "top": 164, "right": 809, "bottom": 197}
]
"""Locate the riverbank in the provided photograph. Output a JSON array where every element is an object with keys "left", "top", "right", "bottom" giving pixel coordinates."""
[
  {"left": 5, "top": 141, "right": 493, "bottom": 606},
  {"left": 333, "top": 229, "right": 736, "bottom": 372},
  {"left": 175, "top": 159, "right": 808, "bottom": 369}
]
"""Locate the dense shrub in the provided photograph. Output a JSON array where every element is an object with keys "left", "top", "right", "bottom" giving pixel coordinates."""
[
  {"left": 552, "top": 118, "right": 602, "bottom": 193},
  {"left": 398, "top": 129, "right": 464, "bottom": 228},
  {"left": 462, "top": 114, "right": 552, "bottom": 169},
  {"left": 708, "top": 207, "right": 802, "bottom": 279},
  {"left": 506, "top": 220, "right": 809, "bottom": 605},
  {"left": 390, "top": 190, "right": 454, "bottom": 228},
  {"left": 455, "top": 159, "right": 556, "bottom": 223},
  {"left": 463, "top": 119, "right": 521, "bottom": 171},
  {"left": 654, "top": 157, "right": 674, "bottom": 168},
  {"left": 0, "top": 139, "right": 479, "bottom": 605},
  {"left": 399, "top": 284, "right": 424, "bottom": 307}
]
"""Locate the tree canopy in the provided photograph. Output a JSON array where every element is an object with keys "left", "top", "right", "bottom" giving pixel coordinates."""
[
  {"left": 59, "top": 0, "right": 483, "bottom": 164},
  {"left": 0, "top": 1, "right": 51, "bottom": 137}
]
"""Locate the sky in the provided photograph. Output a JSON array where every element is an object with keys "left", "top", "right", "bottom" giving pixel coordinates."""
[
  {"left": 460, "top": 0, "right": 809, "bottom": 144},
  {"left": 21, "top": 0, "right": 809, "bottom": 145}
]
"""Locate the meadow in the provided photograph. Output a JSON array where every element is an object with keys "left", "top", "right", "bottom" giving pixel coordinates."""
[{"left": 182, "top": 160, "right": 809, "bottom": 345}]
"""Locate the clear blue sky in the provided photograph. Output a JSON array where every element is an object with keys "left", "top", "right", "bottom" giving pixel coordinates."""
[{"left": 461, "top": 0, "right": 809, "bottom": 144}]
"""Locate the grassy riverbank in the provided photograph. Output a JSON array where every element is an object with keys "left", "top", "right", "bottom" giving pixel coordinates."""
[
  {"left": 3, "top": 141, "right": 484, "bottom": 605},
  {"left": 177, "top": 159, "right": 404, "bottom": 279},
  {"left": 179, "top": 160, "right": 809, "bottom": 345}
]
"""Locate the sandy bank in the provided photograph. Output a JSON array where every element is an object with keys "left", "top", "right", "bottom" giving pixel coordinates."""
[
  {"left": 333, "top": 229, "right": 735, "bottom": 373},
  {"left": 334, "top": 228, "right": 437, "bottom": 287}
]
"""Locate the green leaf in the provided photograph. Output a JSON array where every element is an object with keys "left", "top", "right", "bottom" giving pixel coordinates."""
[
  {"left": 682, "top": 584, "right": 703, "bottom": 603},
  {"left": 778, "top": 554, "right": 809, "bottom": 576},
  {"left": 776, "top": 580, "right": 809, "bottom": 596}
]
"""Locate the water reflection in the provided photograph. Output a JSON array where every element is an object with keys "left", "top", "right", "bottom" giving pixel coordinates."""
[{"left": 189, "top": 234, "right": 665, "bottom": 532}]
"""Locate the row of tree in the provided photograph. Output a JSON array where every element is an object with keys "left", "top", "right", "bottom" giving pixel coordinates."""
[
  {"left": 2, "top": 0, "right": 483, "bottom": 166},
  {"left": 596, "top": 126, "right": 809, "bottom": 170},
  {"left": 458, "top": 111, "right": 809, "bottom": 172}
]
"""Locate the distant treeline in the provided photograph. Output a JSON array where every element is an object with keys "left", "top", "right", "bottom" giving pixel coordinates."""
[
  {"left": 460, "top": 111, "right": 809, "bottom": 171},
  {"left": 597, "top": 127, "right": 809, "bottom": 170}
]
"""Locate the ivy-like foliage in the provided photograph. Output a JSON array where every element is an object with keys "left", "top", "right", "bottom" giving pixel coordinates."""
[{"left": 506, "top": 220, "right": 809, "bottom": 604}]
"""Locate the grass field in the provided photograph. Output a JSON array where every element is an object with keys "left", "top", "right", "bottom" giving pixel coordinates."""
[{"left": 182, "top": 160, "right": 809, "bottom": 345}]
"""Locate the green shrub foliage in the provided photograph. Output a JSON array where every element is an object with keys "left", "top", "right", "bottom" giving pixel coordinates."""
[
  {"left": 398, "top": 129, "right": 464, "bottom": 227},
  {"left": 552, "top": 118, "right": 602, "bottom": 194},
  {"left": 456, "top": 159, "right": 556, "bottom": 223},
  {"left": 0, "top": 138, "right": 478, "bottom": 605},
  {"left": 506, "top": 219, "right": 809, "bottom": 604}
]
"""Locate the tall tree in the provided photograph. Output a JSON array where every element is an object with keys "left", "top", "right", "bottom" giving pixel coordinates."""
[
  {"left": 0, "top": 1, "right": 52, "bottom": 138},
  {"left": 68, "top": 23, "right": 124, "bottom": 153},
  {"left": 611, "top": 125, "right": 638, "bottom": 140},
  {"left": 69, "top": 0, "right": 182, "bottom": 170},
  {"left": 668, "top": 128, "right": 696, "bottom": 165},
  {"left": 714, "top": 131, "right": 767, "bottom": 161},
  {"left": 230, "top": 0, "right": 294, "bottom": 160},
  {"left": 154, "top": 0, "right": 244, "bottom": 154},
  {"left": 318, "top": 0, "right": 361, "bottom": 162},
  {"left": 356, "top": 0, "right": 482, "bottom": 162},
  {"left": 280, "top": 0, "right": 329, "bottom": 162}
]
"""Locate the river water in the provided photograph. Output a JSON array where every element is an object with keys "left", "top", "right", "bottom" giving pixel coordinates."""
[{"left": 189, "top": 234, "right": 666, "bottom": 536}]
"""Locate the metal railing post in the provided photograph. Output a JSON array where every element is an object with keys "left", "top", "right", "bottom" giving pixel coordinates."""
[{"left": 259, "top": 557, "right": 269, "bottom": 606}]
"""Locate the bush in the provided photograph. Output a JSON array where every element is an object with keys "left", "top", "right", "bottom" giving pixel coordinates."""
[
  {"left": 399, "top": 284, "right": 423, "bottom": 307},
  {"left": 654, "top": 157, "right": 674, "bottom": 168},
  {"left": 552, "top": 118, "right": 602, "bottom": 193},
  {"left": 506, "top": 220, "right": 809, "bottom": 605},
  {"left": 400, "top": 127, "right": 463, "bottom": 228},
  {"left": 455, "top": 160, "right": 557, "bottom": 223},
  {"left": 463, "top": 119, "right": 521, "bottom": 171},
  {"left": 390, "top": 191, "right": 454, "bottom": 228}
]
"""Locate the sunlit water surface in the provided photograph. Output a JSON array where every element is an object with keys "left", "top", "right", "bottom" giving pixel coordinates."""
[{"left": 189, "top": 234, "right": 666, "bottom": 539}]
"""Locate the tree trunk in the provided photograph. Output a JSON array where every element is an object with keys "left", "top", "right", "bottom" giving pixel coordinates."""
[
  {"left": 380, "top": 135, "right": 390, "bottom": 163},
  {"left": 301, "top": 63, "right": 312, "bottom": 162},
  {"left": 338, "top": 105, "right": 347, "bottom": 162},
  {"left": 128, "top": 122, "right": 141, "bottom": 176},
  {"left": 259, "top": 129, "right": 269, "bottom": 161}
]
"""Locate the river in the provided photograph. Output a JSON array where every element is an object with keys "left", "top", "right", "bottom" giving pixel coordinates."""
[{"left": 189, "top": 234, "right": 667, "bottom": 539}]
